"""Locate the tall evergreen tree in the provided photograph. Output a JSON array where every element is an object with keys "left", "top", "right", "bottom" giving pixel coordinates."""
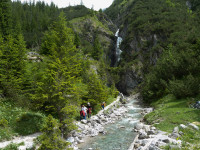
[
  {"left": 92, "top": 36, "right": 103, "bottom": 60},
  {"left": 0, "top": 34, "right": 26, "bottom": 99},
  {"left": 31, "top": 12, "right": 83, "bottom": 135},
  {"left": 0, "top": 0, "right": 12, "bottom": 36}
]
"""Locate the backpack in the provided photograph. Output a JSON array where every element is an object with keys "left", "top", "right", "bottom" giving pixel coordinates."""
[
  {"left": 80, "top": 110, "right": 85, "bottom": 116},
  {"left": 88, "top": 107, "right": 92, "bottom": 113}
]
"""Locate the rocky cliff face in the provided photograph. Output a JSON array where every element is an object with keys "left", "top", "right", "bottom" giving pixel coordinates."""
[
  {"left": 106, "top": 0, "right": 189, "bottom": 95},
  {"left": 70, "top": 12, "right": 117, "bottom": 65},
  {"left": 115, "top": 21, "right": 164, "bottom": 95}
]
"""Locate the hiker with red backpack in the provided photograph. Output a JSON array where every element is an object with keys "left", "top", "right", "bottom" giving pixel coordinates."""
[
  {"left": 87, "top": 102, "right": 92, "bottom": 118},
  {"left": 80, "top": 105, "right": 87, "bottom": 120}
]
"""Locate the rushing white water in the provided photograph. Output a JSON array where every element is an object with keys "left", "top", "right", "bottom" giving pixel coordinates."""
[
  {"left": 79, "top": 97, "right": 142, "bottom": 150},
  {"left": 115, "top": 29, "right": 123, "bottom": 64}
]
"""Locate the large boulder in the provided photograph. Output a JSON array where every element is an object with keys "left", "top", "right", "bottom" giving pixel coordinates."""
[
  {"left": 135, "top": 123, "right": 144, "bottom": 130},
  {"left": 188, "top": 123, "right": 199, "bottom": 130},
  {"left": 173, "top": 126, "right": 179, "bottom": 133},
  {"left": 179, "top": 124, "right": 187, "bottom": 129},
  {"left": 143, "top": 125, "right": 150, "bottom": 132},
  {"left": 139, "top": 131, "right": 148, "bottom": 139}
]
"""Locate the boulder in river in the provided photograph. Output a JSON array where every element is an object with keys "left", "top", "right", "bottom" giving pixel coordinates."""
[{"left": 135, "top": 122, "right": 144, "bottom": 130}]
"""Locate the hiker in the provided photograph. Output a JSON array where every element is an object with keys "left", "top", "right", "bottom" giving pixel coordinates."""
[
  {"left": 101, "top": 102, "right": 106, "bottom": 109},
  {"left": 87, "top": 103, "right": 92, "bottom": 118},
  {"left": 82, "top": 105, "right": 88, "bottom": 119},
  {"left": 80, "top": 106, "right": 86, "bottom": 120}
]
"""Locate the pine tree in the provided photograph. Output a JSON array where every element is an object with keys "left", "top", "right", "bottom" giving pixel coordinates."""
[
  {"left": 0, "top": 0, "right": 12, "bottom": 36},
  {"left": 87, "top": 71, "right": 108, "bottom": 106},
  {"left": 0, "top": 34, "right": 26, "bottom": 99},
  {"left": 31, "top": 12, "right": 83, "bottom": 135},
  {"left": 92, "top": 36, "right": 103, "bottom": 60},
  {"left": 38, "top": 115, "right": 68, "bottom": 150}
]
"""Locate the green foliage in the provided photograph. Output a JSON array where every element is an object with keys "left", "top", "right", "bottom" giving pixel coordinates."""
[
  {"left": 11, "top": 1, "right": 59, "bottom": 48},
  {"left": 38, "top": 115, "right": 68, "bottom": 150},
  {"left": 15, "top": 112, "right": 45, "bottom": 135},
  {"left": 0, "top": 118, "right": 8, "bottom": 127},
  {"left": 144, "top": 94, "right": 200, "bottom": 149},
  {"left": 86, "top": 71, "right": 109, "bottom": 107},
  {"left": 0, "top": 0, "right": 12, "bottom": 36},
  {"left": 0, "top": 34, "right": 26, "bottom": 101},
  {"left": 0, "top": 142, "right": 24, "bottom": 150},
  {"left": 144, "top": 94, "right": 200, "bottom": 132},
  {"left": 92, "top": 36, "right": 103, "bottom": 60},
  {"left": 0, "top": 99, "right": 45, "bottom": 141},
  {"left": 168, "top": 75, "right": 200, "bottom": 98},
  {"left": 61, "top": 5, "right": 92, "bottom": 20}
]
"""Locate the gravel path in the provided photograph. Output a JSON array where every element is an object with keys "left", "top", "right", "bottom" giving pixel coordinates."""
[{"left": 0, "top": 133, "right": 41, "bottom": 150}]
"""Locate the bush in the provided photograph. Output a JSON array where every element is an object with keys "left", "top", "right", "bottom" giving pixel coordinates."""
[
  {"left": 14, "top": 112, "right": 45, "bottom": 135},
  {"left": 38, "top": 115, "right": 68, "bottom": 150},
  {"left": 168, "top": 75, "right": 200, "bottom": 98},
  {"left": 0, "top": 118, "right": 8, "bottom": 127}
]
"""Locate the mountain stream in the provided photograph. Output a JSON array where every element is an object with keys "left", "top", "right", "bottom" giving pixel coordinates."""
[{"left": 79, "top": 96, "right": 143, "bottom": 150}]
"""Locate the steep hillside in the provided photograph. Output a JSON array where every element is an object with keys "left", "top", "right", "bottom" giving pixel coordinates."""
[{"left": 0, "top": 2, "right": 118, "bottom": 146}]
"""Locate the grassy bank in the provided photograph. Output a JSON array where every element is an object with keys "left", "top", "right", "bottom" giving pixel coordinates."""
[{"left": 144, "top": 94, "right": 200, "bottom": 149}]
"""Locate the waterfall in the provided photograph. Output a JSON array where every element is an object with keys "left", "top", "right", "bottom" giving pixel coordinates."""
[{"left": 115, "top": 29, "right": 123, "bottom": 65}]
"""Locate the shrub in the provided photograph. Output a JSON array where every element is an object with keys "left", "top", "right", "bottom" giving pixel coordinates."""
[
  {"left": 0, "top": 118, "right": 8, "bottom": 127},
  {"left": 168, "top": 75, "right": 200, "bottom": 98},
  {"left": 38, "top": 115, "right": 68, "bottom": 150},
  {"left": 14, "top": 112, "right": 45, "bottom": 135}
]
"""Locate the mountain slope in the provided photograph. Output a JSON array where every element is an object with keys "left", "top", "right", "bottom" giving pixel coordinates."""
[{"left": 106, "top": 0, "right": 200, "bottom": 99}]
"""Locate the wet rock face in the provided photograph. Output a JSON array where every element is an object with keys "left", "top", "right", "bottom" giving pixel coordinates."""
[
  {"left": 117, "top": 68, "right": 142, "bottom": 95},
  {"left": 116, "top": 24, "right": 165, "bottom": 95}
]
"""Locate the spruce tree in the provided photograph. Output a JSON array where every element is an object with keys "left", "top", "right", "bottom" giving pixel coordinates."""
[
  {"left": 32, "top": 12, "right": 83, "bottom": 135},
  {"left": 0, "top": 0, "right": 12, "bottom": 36},
  {"left": 38, "top": 115, "right": 68, "bottom": 150},
  {"left": 92, "top": 36, "right": 103, "bottom": 60},
  {"left": 0, "top": 34, "right": 26, "bottom": 99},
  {"left": 87, "top": 71, "right": 108, "bottom": 106}
]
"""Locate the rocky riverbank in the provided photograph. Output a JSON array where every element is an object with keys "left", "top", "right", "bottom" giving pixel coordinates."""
[
  {"left": 130, "top": 108, "right": 200, "bottom": 150},
  {"left": 67, "top": 94, "right": 131, "bottom": 149}
]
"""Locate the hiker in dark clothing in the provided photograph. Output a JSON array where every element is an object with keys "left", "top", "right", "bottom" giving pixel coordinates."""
[
  {"left": 101, "top": 102, "right": 106, "bottom": 109},
  {"left": 87, "top": 102, "right": 92, "bottom": 118}
]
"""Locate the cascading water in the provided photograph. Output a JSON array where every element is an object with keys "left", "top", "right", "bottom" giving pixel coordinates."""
[
  {"left": 79, "top": 97, "right": 143, "bottom": 150},
  {"left": 115, "top": 29, "right": 123, "bottom": 65}
]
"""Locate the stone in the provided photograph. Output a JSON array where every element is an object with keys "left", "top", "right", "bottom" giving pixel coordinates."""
[
  {"left": 134, "top": 143, "right": 140, "bottom": 148},
  {"left": 96, "top": 119, "right": 102, "bottom": 124},
  {"left": 170, "top": 133, "right": 180, "bottom": 139},
  {"left": 162, "top": 138, "right": 170, "bottom": 143},
  {"left": 149, "top": 145, "right": 161, "bottom": 150},
  {"left": 173, "top": 126, "right": 179, "bottom": 133},
  {"left": 147, "top": 130, "right": 156, "bottom": 135},
  {"left": 180, "top": 124, "right": 187, "bottom": 129},
  {"left": 67, "top": 137, "right": 75, "bottom": 143},
  {"left": 110, "top": 113, "right": 116, "bottom": 118},
  {"left": 151, "top": 126, "right": 156, "bottom": 130},
  {"left": 139, "top": 131, "right": 148, "bottom": 139},
  {"left": 179, "top": 131, "right": 184, "bottom": 136},
  {"left": 188, "top": 123, "right": 199, "bottom": 130},
  {"left": 81, "top": 120, "right": 87, "bottom": 124},
  {"left": 141, "top": 139, "right": 149, "bottom": 146},
  {"left": 144, "top": 108, "right": 154, "bottom": 113},
  {"left": 143, "top": 125, "right": 150, "bottom": 132},
  {"left": 135, "top": 122, "right": 144, "bottom": 130},
  {"left": 156, "top": 141, "right": 167, "bottom": 147}
]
